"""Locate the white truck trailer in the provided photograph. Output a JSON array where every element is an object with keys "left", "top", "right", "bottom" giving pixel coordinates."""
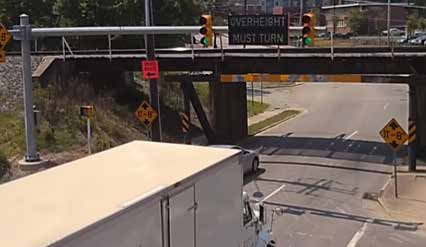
[{"left": 0, "top": 141, "right": 275, "bottom": 247}]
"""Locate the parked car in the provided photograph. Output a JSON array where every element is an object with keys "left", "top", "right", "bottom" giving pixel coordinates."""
[
  {"left": 409, "top": 35, "right": 426, "bottom": 45},
  {"left": 382, "top": 28, "right": 405, "bottom": 37},
  {"left": 398, "top": 36, "right": 416, "bottom": 45},
  {"left": 209, "top": 145, "right": 259, "bottom": 174},
  {"left": 317, "top": 32, "right": 331, "bottom": 39}
]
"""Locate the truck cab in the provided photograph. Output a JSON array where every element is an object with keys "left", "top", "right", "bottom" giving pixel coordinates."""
[{"left": 242, "top": 192, "right": 276, "bottom": 247}]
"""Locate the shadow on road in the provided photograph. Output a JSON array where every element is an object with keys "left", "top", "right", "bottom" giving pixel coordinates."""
[
  {"left": 246, "top": 88, "right": 272, "bottom": 97},
  {"left": 265, "top": 201, "right": 422, "bottom": 232},
  {"left": 262, "top": 161, "right": 392, "bottom": 175},
  {"left": 243, "top": 168, "right": 266, "bottom": 186},
  {"left": 242, "top": 135, "right": 408, "bottom": 165},
  {"left": 256, "top": 177, "right": 359, "bottom": 196}
]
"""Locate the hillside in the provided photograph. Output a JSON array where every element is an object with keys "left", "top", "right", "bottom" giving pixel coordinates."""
[{"left": 0, "top": 62, "right": 194, "bottom": 182}]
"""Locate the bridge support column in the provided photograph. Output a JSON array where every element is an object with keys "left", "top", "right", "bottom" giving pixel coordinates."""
[
  {"left": 210, "top": 78, "right": 248, "bottom": 143},
  {"left": 408, "top": 76, "right": 418, "bottom": 172},
  {"left": 412, "top": 75, "right": 426, "bottom": 170}
]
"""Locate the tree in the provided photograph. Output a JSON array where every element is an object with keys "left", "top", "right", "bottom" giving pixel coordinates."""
[
  {"left": 411, "top": 0, "right": 426, "bottom": 6},
  {"left": 0, "top": 0, "right": 206, "bottom": 48},
  {"left": 0, "top": 0, "right": 57, "bottom": 27},
  {"left": 348, "top": 9, "right": 364, "bottom": 35},
  {"left": 407, "top": 14, "right": 419, "bottom": 34}
]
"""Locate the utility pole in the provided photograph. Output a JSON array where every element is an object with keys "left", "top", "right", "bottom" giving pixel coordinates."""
[
  {"left": 145, "top": 0, "right": 162, "bottom": 141},
  {"left": 299, "top": 0, "right": 304, "bottom": 26},
  {"left": 387, "top": 0, "right": 391, "bottom": 47}
]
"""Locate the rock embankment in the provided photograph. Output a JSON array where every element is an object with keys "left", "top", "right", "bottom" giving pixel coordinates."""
[{"left": 0, "top": 56, "right": 42, "bottom": 112}]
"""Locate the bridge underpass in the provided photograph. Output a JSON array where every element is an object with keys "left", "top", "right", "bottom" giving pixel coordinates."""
[{"left": 33, "top": 48, "right": 426, "bottom": 153}]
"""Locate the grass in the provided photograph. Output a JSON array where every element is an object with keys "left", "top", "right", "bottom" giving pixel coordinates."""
[
  {"left": 194, "top": 83, "right": 210, "bottom": 107},
  {"left": 0, "top": 112, "right": 25, "bottom": 157},
  {"left": 247, "top": 100, "right": 269, "bottom": 117},
  {"left": 0, "top": 149, "right": 11, "bottom": 180},
  {"left": 248, "top": 110, "right": 301, "bottom": 136},
  {"left": 0, "top": 82, "right": 150, "bottom": 161}
]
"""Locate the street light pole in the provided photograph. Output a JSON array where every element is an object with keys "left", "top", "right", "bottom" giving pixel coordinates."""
[{"left": 299, "top": 0, "right": 304, "bottom": 26}]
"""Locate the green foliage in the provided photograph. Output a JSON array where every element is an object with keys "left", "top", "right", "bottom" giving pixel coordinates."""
[
  {"left": 247, "top": 101, "right": 269, "bottom": 117},
  {"left": 407, "top": 13, "right": 426, "bottom": 34},
  {"left": 248, "top": 110, "right": 300, "bottom": 136},
  {"left": 348, "top": 7, "right": 386, "bottom": 35},
  {"left": 0, "top": 112, "right": 25, "bottom": 157},
  {"left": 194, "top": 83, "right": 210, "bottom": 107},
  {"left": 0, "top": 150, "right": 10, "bottom": 180},
  {"left": 0, "top": 0, "right": 207, "bottom": 48},
  {"left": 0, "top": 0, "right": 204, "bottom": 27},
  {"left": 0, "top": 0, "right": 57, "bottom": 27},
  {"left": 348, "top": 9, "right": 364, "bottom": 35}
]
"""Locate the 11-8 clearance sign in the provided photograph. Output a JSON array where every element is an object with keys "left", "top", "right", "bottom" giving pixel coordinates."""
[{"left": 228, "top": 15, "right": 289, "bottom": 45}]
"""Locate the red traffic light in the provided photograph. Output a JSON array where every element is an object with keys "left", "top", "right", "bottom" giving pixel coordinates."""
[
  {"left": 302, "top": 15, "right": 311, "bottom": 24},
  {"left": 200, "top": 16, "right": 208, "bottom": 25}
]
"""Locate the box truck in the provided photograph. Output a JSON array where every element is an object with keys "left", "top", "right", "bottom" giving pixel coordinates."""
[{"left": 0, "top": 141, "right": 276, "bottom": 247}]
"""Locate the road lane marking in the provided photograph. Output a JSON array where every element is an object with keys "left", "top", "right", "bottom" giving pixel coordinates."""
[
  {"left": 384, "top": 103, "right": 389, "bottom": 109},
  {"left": 346, "top": 222, "right": 368, "bottom": 247},
  {"left": 344, "top": 131, "right": 358, "bottom": 140},
  {"left": 336, "top": 206, "right": 347, "bottom": 214},
  {"left": 262, "top": 184, "right": 286, "bottom": 203}
]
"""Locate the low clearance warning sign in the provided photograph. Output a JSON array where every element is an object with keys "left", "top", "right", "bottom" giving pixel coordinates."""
[
  {"left": 142, "top": 60, "right": 160, "bottom": 80},
  {"left": 228, "top": 15, "right": 289, "bottom": 45}
]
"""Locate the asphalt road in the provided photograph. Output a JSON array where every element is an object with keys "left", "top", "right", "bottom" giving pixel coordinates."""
[{"left": 243, "top": 83, "right": 426, "bottom": 246}]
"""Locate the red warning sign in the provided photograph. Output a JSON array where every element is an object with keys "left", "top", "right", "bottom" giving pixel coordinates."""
[{"left": 142, "top": 60, "right": 160, "bottom": 80}]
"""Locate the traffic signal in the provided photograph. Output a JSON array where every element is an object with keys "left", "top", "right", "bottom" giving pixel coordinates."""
[
  {"left": 199, "top": 15, "right": 213, "bottom": 47},
  {"left": 302, "top": 12, "right": 315, "bottom": 47}
]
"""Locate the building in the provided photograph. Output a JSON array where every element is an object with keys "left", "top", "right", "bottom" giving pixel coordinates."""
[{"left": 321, "top": 2, "right": 423, "bottom": 35}]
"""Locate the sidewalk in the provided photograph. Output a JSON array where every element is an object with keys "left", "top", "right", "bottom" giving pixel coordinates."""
[{"left": 379, "top": 167, "right": 426, "bottom": 231}]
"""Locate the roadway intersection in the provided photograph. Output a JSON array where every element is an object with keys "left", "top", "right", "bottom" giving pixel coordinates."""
[{"left": 243, "top": 83, "right": 426, "bottom": 246}]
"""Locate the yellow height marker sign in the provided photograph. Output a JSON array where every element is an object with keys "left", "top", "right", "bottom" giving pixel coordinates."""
[
  {"left": 135, "top": 101, "right": 158, "bottom": 128},
  {"left": 0, "top": 23, "right": 12, "bottom": 63},
  {"left": 379, "top": 118, "right": 408, "bottom": 151}
]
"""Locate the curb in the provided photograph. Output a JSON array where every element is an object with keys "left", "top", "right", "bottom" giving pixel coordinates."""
[
  {"left": 260, "top": 82, "right": 303, "bottom": 89},
  {"left": 239, "top": 108, "right": 305, "bottom": 146},
  {"left": 378, "top": 176, "right": 392, "bottom": 198},
  {"left": 249, "top": 108, "right": 305, "bottom": 136}
]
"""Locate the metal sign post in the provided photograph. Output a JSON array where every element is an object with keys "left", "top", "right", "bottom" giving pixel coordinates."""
[
  {"left": 392, "top": 151, "right": 398, "bottom": 198},
  {"left": 145, "top": 0, "right": 162, "bottom": 142},
  {"left": 379, "top": 118, "right": 408, "bottom": 198},
  {"left": 80, "top": 105, "right": 94, "bottom": 154},
  {"left": 87, "top": 118, "right": 92, "bottom": 154}
]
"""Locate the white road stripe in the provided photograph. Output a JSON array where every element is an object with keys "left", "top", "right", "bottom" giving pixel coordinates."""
[
  {"left": 346, "top": 222, "right": 368, "bottom": 247},
  {"left": 336, "top": 206, "right": 347, "bottom": 214},
  {"left": 262, "top": 184, "right": 286, "bottom": 203},
  {"left": 344, "top": 130, "right": 358, "bottom": 140}
]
